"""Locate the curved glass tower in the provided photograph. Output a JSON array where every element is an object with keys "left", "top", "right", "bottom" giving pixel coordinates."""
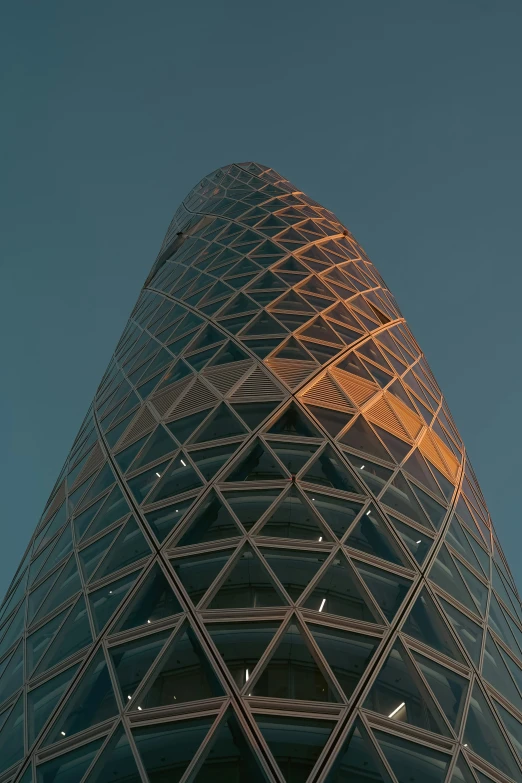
[{"left": 2, "top": 163, "right": 522, "bottom": 783}]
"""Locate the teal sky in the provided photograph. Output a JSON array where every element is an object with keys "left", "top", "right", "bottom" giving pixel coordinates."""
[{"left": 1, "top": 1, "right": 522, "bottom": 596}]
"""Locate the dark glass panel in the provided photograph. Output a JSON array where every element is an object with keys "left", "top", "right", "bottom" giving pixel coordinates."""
[
  {"left": 44, "top": 649, "right": 118, "bottom": 745},
  {"left": 110, "top": 630, "right": 171, "bottom": 702},
  {"left": 429, "top": 546, "right": 479, "bottom": 615},
  {"left": 145, "top": 496, "right": 196, "bottom": 542},
  {"left": 463, "top": 684, "right": 521, "bottom": 780},
  {"left": 306, "top": 492, "right": 363, "bottom": 539},
  {"left": 147, "top": 455, "right": 203, "bottom": 503},
  {"left": 354, "top": 561, "right": 411, "bottom": 622},
  {"left": 177, "top": 491, "right": 241, "bottom": 547},
  {"left": 231, "top": 401, "right": 280, "bottom": 430},
  {"left": 191, "top": 713, "right": 267, "bottom": 783},
  {"left": 402, "top": 590, "right": 464, "bottom": 663},
  {"left": 261, "top": 548, "right": 327, "bottom": 602},
  {"left": 192, "top": 403, "right": 247, "bottom": 443},
  {"left": 166, "top": 409, "right": 213, "bottom": 445},
  {"left": 326, "top": 724, "right": 386, "bottom": 783},
  {"left": 340, "top": 417, "right": 391, "bottom": 461},
  {"left": 252, "top": 621, "right": 339, "bottom": 702},
  {"left": 85, "top": 724, "right": 142, "bottom": 783},
  {"left": 373, "top": 730, "right": 449, "bottom": 783},
  {"left": 346, "top": 505, "right": 410, "bottom": 567},
  {"left": 205, "top": 621, "right": 280, "bottom": 688},
  {"left": 269, "top": 440, "right": 319, "bottom": 476},
  {"left": 139, "top": 624, "right": 224, "bottom": 708},
  {"left": 35, "top": 596, "right": 92, "bottom": 675},
  {"left": 267, "top": 403, "right": 321, "bottom": 437},
  {"left": 83, "top": 486, "right": 131, "bottom": 542},
  {"left": 190, "top": 441, "right": 242, "bottom": 481},
  {"left": 129, "top": 426, "right": 177, "bottom": 472},
  {"left": 36, "top": 737, "right": 104, "bottom": 783},
  {"left": 28, "top": 663, "right": 79, "bottom": 744},
  {"left": 0, "top": 694, "right": 24, "bottom": 773},
  {"left": 114, "top": 564, "right": 182, "bottom": 632},
  {"left": 89, "top": 570, "right": 140, "bottom": 634},
  {"left": 388, "top": 515, "right": 432, "bottom": 564},
  {"left": 344, "top": 454, "right": 393, "bottom": 496},
  {"left": 132, "top": 716, "right": 214, "bottom": 783},
  {"left": 302, "top": 446, "right": 363, "bottom": 494},
  {"left": 94, "top": 517, "right": 150, "bottom": 581},
  {"left": 380, "top": 473, "right": 431, "bottom": 528},
  {"left": 412, "top": 651, "right": 468, "bottom": 731},
  {"left": 225, "top": 441, "right": 286, "bottom": 481},
  {"left": 209, "top": 548, "right": 285, "bottom": 609},
  {"left": 255, "top": 714, "right": 334, "bottom": 783},
  {"left": 365, "top": 644, "right": 449, "bottom": 735},
  {"left": 127, "top": 460, "right": 170, "bottom": 504},
  {"left": 304, "top": 553, "right": 379, "bottom": 623},
  {"left": 309, "top": 624, "right": 378, "bottom": 700},
  {"left": 171, "top": 550, "right": 232, "bottom": 605},
  {"left": 259, "top": 487, "right": 330, "bottom": 541},
  {"left": 439, "top": 597, "right": 482, "bottom": 665},
  {"left": 223, "top": 489, "right": 280, "bottom": 530}
]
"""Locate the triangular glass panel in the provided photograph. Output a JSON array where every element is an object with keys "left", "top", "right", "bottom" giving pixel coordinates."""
[
  {"left": 365, "top": 643, "right": 449, "bottom": 735},
  {"left": 145, "top": 495, "right": 196, "bottom": 543},
  {"left": 192, "top": 403, "right": 247, "bottom": 443},
  {"left": 481, "top": 633, "right": 522, "bottom": 712},
  {"left": 147, "top": 454, "right": 203, "bottom": 503},
  {"left": 255, "top": 714, "right": 334, "bottom": 783},
  {"left": 306, "top": 405, "right": 353, "bottom": 437},
  {"left": 438, "top": 597, "right": 482, "bottom": 666},
  {"left": 446, "top": 515, "right": 483, "bottom": 574},
  {"left": 494, "top": 702, "right": 522, "bottom": 769},
  {"left": 44, "top": 648, "right": 118, "bottom": 745},
  {"left": 354, "top": 561, "right": 411, "bottom": 623},
  {"left": 306, "top": 492, "right": 363, "bottom": 539},
  {"left": 302, "top": 446, "right": 363, "bottom": 494},
  {"left": 450, "top": 754, "right": 479, "bottom": 783},
  {"left": 191, "top": 712, "right": 267, "bottom": 783},
  {"left": 35, "top": 736, "right": 104, "bottom": 783},
  {"left": 35, "top": 596, "right": 93, "bottom": 675},
  {"left": 241, "top": 310, "right": 288, "bottom": 336},
  {"left": 28, "top": 662, "right": 80, "bottom": 745},
  {"left": 346, "top": 504, "right": 410, "bottom": 567},
  {"left": 82, "top": 486, "right": 130, "bottom": 541},
  {"left": 325, "top": 723, "right": 386, "bottom": 783},
  {"left": 225, "top": 440, "right": 287, "bottom": 481},
  {"left": 270, "top": 335, "right": 316, "bottom": 361},
  {"left": 127, "top": 459, "right": 170, "bottom": 504},
  {"left": 372, "top": 426, "right": 412, "bottom": 463},
  {"left": 231, "top": 401, "right": 280, "bottom": 430},
  {"left": 110, "top": 629, "right": 171, "bottom": 703},
  {"left": 166, "top": 410, "right": 212, "bottom": 444},
  {"left": 402, "top": 589, "right": 464, "bottom": 663},
  {"left": 190, "top": 441, "right": 242, "bottom": 482},
  {"left": 138, "top": 622, "right": 224, "bottom": 708},
  {"left": 93, "top": 517, "right": 150, "bottom": 581},
  {"left": 310, "top": 623, "right": 379, "bottom": 700},
  {"left": 128, "top": 426, "right": 177, "bottom": 472},
  {"left": 0, "top": 642, "right": 23, "bottom": 706},
  {"left": 388, "top": 515, "right": 433, "bottom": 564},
  {"left": 261, "top": 548, "right": 327, "bottom": 602},
  {"left": 205, "top": 621, "right": 280, "bottom": 688},
  {"left": 89, "top": 570, "right": 140, "bottom": 634},
  {"left": 269, "top": 440, "right": 319, "bottom": 476},
  {"left": 344, "top": 455, "right": 393, "bottom": 496},
  {"left": 429, "top": 546, "right": 479, "bottom": 615},
  {"left": 35, "top": 556, "right": 82, "bottom": 622},
  {"left": 251, "top": 620, "right": 339, "bottom": 702},
  {"left": 222, "top": 489, "right": 280, "bottom": 530},
  {"left": 373, "top": 729, "right": 450, "bottom": 783},
  {"left": 0, "top": 695, "right": 24, "bottom": 774},
  {"left": 403, "top": 450, "right": 445, "bottom": 500},
  {"left": 84, "top": 724, "right": 142, "bottom": 783},
  {"left": 258, "top": 486, "right": 330, "bottom": 541},
  {"left": 267, "top": 402, "right": 321, "bottom": 437},
  {"left": 303, "top": 553, "right": 379, "bottom": 623},
  {"left": 177, "top": 490, "right": 241, "bottom": 546},
  {"left": 463, "top": 683, "right": 522, "bottom": 781},
  {"left": 209, "top": 547, "right": 285, "bottom": 609},
  {"left": 114, "top": 565, "right": 182, "bottom": 633},
  {"left": 27, "top": 609, "right": 69, "bottom": 674},
  {"left": 412, "top": 485, "right": 447, "bottom": 530},
  {"left": 271, "top": 289, "right": 315, "bottom": 313},
  {"left": 380, "top": 473, "right": 431, "bottom": 529},
  {"left": 36, "top": 523, "right": 74, "bottom": 581},
  {"left": 171, "top": 549, "right": 232, "bottom": 605},
  {"left": 412, "top": 650, "right": 468, "bottom": 731},
  {"left": 340, "top": 418, "right": 391, "bottom": 462},
  {"left": 458, "top": 560, "right": 488, "bottom": 617},
  {"left": 132, "top": 716, "right": 214, "bottom": 783}
]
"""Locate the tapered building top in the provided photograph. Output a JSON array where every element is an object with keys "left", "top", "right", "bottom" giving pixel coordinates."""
[{"left": 1, "top": 163, "right": 522, "bottom": 783}]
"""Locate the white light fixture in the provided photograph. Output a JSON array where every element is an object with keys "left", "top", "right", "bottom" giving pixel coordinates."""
[
  {"left": 388, "top": 702, "right": 405, "bottom": 718},
  {"left": 416, "top": 540, "right": 422, "bottom": 544},
  {"left": 366, "top": 509, "right": 371, "bottom": 516},
  {"left": 137, "top": 706, "right": 142, "bottom": 711},
  {"left": 245, "top": 668, "right": 250, "bottom": 681},
  {"left": 360, "top": 464, "right": 365, "bottom": 470},
  {"left": 156, "top": 472, "right": 161, "bottom": 478},
  {"left": 61, "top": 731, "right": 66, "bottom": 736},
  {"left": 180, "top": 459, "right": 186, "bottom": 467},
  {"left": 147, "top": 619, "right": 151, "bottom": 624},
  {"left": 319, "top": 598, "right": 326, "bottom": 612},
  {"left": 318, "top": 536, "right": 322, "bottom": 542},
  {"left": 127, "top": 695, "right": 131, "bottom": 700}
]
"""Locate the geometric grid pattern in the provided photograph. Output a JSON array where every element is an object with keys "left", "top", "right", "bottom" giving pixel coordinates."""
[{"left": 1, "top": 162, "right": 522, "bottom": 783}]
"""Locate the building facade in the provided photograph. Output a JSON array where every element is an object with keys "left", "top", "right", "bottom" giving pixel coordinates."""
[{"left": 1, "top": 163, "right": 522, "bottom": 783}]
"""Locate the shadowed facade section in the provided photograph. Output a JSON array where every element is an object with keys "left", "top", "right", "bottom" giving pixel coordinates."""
[{"left": 2, "top": 163, "right": 522, "bottom": 783}]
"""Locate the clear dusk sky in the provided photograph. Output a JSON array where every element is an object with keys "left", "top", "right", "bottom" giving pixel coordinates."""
[{"left": 1, "top": 0, "right": 522, "bottom": 596}]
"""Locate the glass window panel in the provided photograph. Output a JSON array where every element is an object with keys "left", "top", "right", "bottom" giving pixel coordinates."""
[
  {"left": 88, "top": 571, "right": 140, "bottom": 634},
  {"left": 225, "top": 441, "right": 287, "bottom": 482},
  {"left": 132, "top": 716, "right": 213, "bottom": 783},
  {"left": 380, "top": 473, "right": 431, "bottom": 528},
  {"left": 44, "top": 649, "right": 118, "bottom": 745},
  {"left": 127, "top": 460, "right": 170, "bottom": 504},
  {"left": 373, "top": 730, "right": 449, "bottom": 783},
  {"left": 191, "top": 713, "right": 267, "bottom": 783},
  {"left": 147, "top": 454, "right": 203, "bottom": 503},
  {"left": 28, "top": 663, "right": 79, "bottom": 745},
  {"left": 429, "top": 546, "right": 479, "bottom": 615},
  {"left": 255, "top": 714, "right": 334, "bottom": 783},
  {"left": 306, "top": 492, "right": 363, "bottom": 539},
  {"left": 166, "top": 409, "right": 212, "bottom": 445},
  {"left": 128, "top": 426, "right": 177, "bottom": 473},
  {"left": 259, "top": 487, "right": 330, "bottom": 542},
  {"left": 354, "top": 561, "right": 411, "bottom": 622},
  {"left": 495, "top": 701, "right": 522, "bottom": 761},
  {"left": 388, "top": 515, "right": 432, "bottom": 564},
  {"left": 252, "top": 621, "right": 339, "bottom": 702},
  {"left": 79, "top": 528, "right": 121, "bottom": 582},
  {"left": 145, "top": 496, "right": 196, "bottom": 542},
  {"left": 326, "top": 724, "right": 386, "bottom": 783},
  {"left": 110, "top": 630, "right": 171, "bottom": 703},
  {"left": 346, "top": 504, "right": 410, "bottom": 567},
  {"left": 27, "top": 609, "right": 69, "bottom": 674},
  {"left": 205, "top": 621, "right": 280, "bottom": 688},
  {"left": 309, "top": 624, "right": 379, "bottom": 700},
  {"left": 177, "top": 491, "right": 241, "bottom": 547},
  {"left": 82, "top": 486, "right": 131, "bottom": 542},
  {"left": 34, "top": 557, "right": 81, "bottom": 624},
  {"left": 0, "top": 642, "right": 23, "bottom": 707},
  {"left": 261, "top": 548, "right": 327, "bottom": 602},
  {"left": 190, "top": 441, "right": 242, "bottom": 482},
  {"left": 209, "top": 547, "right": 285, "bottom": 609},
  {"left": 192, "top": 403, "right": 247, "bottom": 443},
  {"left": 114, "top": 564, "right": 182, "bottom": 632},
  {"left": 439, "top": 598, "right": 482, "bottom": 666},
  {"left": 304, "top": 553, "right": 379, "bottom": 623},
  {"left": 412, "top": 651, "right": 468, "bottom": 731},
  {"left": 401, "top": 590, "right": 464, "bottom": 663},
  {"left": 267, "top": 403, "right": 321, "bottom": 437},
  {"left": 0, "top": 694, "right": 24, "bottom": 774},
  {"left": 139, "top": 624, "right": 224, "bottom": 708},
  {"left": 463, "top": 684, "right": 521, "bottom": 780},
  {"left": 93, "top": 517, "right": 150, "bottom": 581},
  {"left": 222, "top": 489, "right": 280, "bottom": 531},
  {"left": 231, "top": 401, "right": 280, "bottom": 430},
  {"left": 35, "top": 596, "right": 92, "bottom": 676},
  {"left": 302, "top": 447, "right": 363, "bottom": 494},
  {"left": 83, "top": 724, "right": 142, "bottom": 783},
  {"left": 481, "top": 633, "right": 522, "bottom": 711},
  {"left": 36, "top": 737, "right": 104, "bottom": 783}
]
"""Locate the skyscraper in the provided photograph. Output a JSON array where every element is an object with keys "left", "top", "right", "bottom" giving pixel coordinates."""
[{"left": 2, "top": 162, "right": 522, "bottom": 783}]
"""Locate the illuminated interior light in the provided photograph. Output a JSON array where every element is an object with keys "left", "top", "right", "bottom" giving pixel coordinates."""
[
  {"left": 127, "top": 695, "right": 131, "bottom": 700},
  {"left": 319, "top": 598, "right": 326, "bottom": 612},
  {"left": 388, "top": 702, "right": 405, "bottom": 718},
  {"left": 155, "top": 472, "right": 161, "bottom": 477},
  {"left": 245, "top": 668, "right": 250, "bottom": 681},
  {"left": 137, "top": 706, "right": 142, "bottom": 711},
  {"left": 360, "top": 464, "right": 365, "bottom": 470},
  {"left": 416, "top": 540, "right": 422, "bottom": 544},
  {"left": 180, "top": 459, "right": 186, "bottom": 466},
  {"left": 61, "top": 731, "right": 66, "bottom": 736},
  {"left": 147, "top": 619, "right": 151, "bottom": 624},
  {"left": 318, "top": 536, "right": 322, "bottom": 542},
  {"left": 366, "top": 509, "right": 371, "bottom": 516}
]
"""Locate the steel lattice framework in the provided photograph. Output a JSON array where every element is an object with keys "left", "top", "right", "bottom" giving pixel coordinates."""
[{"left": 2, "top": 163, "right": 522, "bottom": 783}]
